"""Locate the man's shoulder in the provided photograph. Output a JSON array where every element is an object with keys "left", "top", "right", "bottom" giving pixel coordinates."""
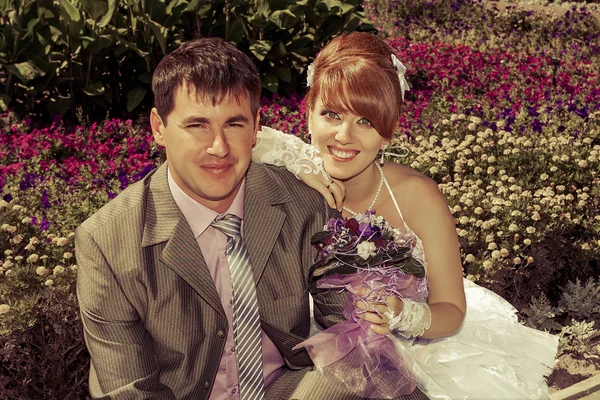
[
  {"left": 251, "top": 163, "right": 326, "bottom": 206},
  {"left": 78, "top": 170, "right": 154, "bottom": 235}
]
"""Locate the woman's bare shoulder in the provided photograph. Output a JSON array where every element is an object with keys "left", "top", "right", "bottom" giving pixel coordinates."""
[
  {"left": 383, "top": 163, "right": 440, "bottom": 198},
  {"left": 382, "top": 163, "right": 450, "bottom": 227}
]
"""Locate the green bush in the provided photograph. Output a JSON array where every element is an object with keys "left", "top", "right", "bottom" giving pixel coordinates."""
[{"left": 0, "top": 0, "right": 372, "bottom": 122}]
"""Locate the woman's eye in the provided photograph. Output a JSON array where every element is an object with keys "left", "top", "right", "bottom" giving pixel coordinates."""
[
  {"left": 319, "top": 109, "right": 340, "bottom": 120},
  {"left": 358, "top": 118, "right": 373, "bottom": 127}
]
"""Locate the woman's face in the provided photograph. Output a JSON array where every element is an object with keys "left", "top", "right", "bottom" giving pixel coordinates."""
[{"left": 309, "top": 96, "right": 389, "bottom": 181}]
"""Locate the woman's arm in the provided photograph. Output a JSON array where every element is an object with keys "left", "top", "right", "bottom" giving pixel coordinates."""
[
  {"left": 356, "top": 173, "right": 466, "bottom": 339},
  {"left": 253, "top": 126, "right": 344, "bottom": 209},
  {"left": 406, "top": 175, "right": 466, "bottom": 338}
]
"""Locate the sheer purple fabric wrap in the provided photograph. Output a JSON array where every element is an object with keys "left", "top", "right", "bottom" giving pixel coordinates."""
[{"left": 295, "top": 268, "right": 428, "bottom": 399}]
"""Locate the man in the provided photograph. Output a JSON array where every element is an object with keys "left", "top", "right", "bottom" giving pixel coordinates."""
[{"left": 76, "top": 37, "right": 345, "bottom": 399}]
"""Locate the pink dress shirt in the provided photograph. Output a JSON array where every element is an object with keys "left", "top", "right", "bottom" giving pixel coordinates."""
[{"left": 167, "top": 170, "right": 284, "bottom": 399}]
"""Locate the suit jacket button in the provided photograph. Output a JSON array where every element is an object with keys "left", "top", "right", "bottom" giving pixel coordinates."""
[
  {"left": 217, "top": 328, "right": 225, "bottom": 338},
  {"left": 204, "top": 381, "right": 210, "bottom": 390}
]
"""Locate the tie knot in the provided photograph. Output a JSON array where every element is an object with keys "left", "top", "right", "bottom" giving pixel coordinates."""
[{"left": 211, "top": 214, "right": 242, "bottom": 239}]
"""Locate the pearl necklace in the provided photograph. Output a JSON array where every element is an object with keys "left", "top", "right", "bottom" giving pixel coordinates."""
[{"left": 342, "top": 163, "right": 384, "bottom": 216}]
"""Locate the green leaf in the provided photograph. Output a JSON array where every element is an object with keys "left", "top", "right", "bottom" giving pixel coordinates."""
[
  {"left": 58, "top": 0, "right": 81, "bottom": 22},
  {"left": 80, "top": 36, "right": 96, "bottom": 50},
  {"left": 249, "top": 40, "right": 273, "bottom": 62},
  {"left": 97, "top": 35, "right": 113, "bottom": 50},
  {"left": 184, "top": 0, "right": 202, "bottom": 12},
  {"left": 57, "top": 0, "right": 84, "bottom": 39},
  {"left": 80, "top": 0, "right": 108, "bottom": 20},
  {"left": 126, "top": 86, "right": 147, "bottom": 112},
  {"left": 5, "top": 61, "right": 45, "bottom": 83},
  {"left": 287, "top": 35, "right": 312, "bottom": 52},
  {"left": 48, "top": 96, "right": 71, "bottom": 117},
  {"left": 275, "top": 67, "right": 291, "bottom": 83},
  {"left": 83, "top": 82, "right": 105, "bottom": 96},
  {"left": 27, "top": 18, "right": 40, "bottom": 34},
  {"left": 98, "top": 0, "right": 117, "bottom": 28},
  {"left": 147, "top": 18, "right": 168, "bottom": 55},
  {"left": 269, "top": 9, "right": 298, "bottom": 29},
  {"left": 38, "top": 7, "right": 56, "bottom": 19},
  {"left": 166, "top": 0, "right": 187, "bottom": 15},
  {"left": 0, "top": 94, "right": 11, "bottom": 112},
  {"left": 138, "top": 72, "right": 152, "bottom": 84},
  {"left": 260, "top": 73, "right": 278, "bottom": 93}
]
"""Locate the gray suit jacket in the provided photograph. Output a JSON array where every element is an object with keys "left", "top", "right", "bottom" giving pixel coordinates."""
[{"left": 76, "top": 162, "right": 345, "bottom": 399}]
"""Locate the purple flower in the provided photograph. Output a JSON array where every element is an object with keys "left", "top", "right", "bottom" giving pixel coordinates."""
[
  {"left": 41, "top": 189, "right": 51, "bottom": 209},
  {"left": 118, "top": 171, "right": 129, "bottom": 190},
  {"left": 531, "top": 119, "right": 544, "bottom": 133},
  {"left": 132, "top": 164, "right": 155, "bottom": 182},
  {"left": 574, "top": 107, "right": 589, "bottom": 119},
  {"left": 40, "top": 219, "right": 50, "bottom": 231},
  {"left": 528, "top": 107, "right": 539, "bottom": 117},
  {"left": 20, "top": 173, "right": 37, "bottom": 191}
]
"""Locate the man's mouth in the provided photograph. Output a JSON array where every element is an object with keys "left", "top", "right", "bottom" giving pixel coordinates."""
[{"left": 202, "top": 164, "right": 232, "bottom": 173}]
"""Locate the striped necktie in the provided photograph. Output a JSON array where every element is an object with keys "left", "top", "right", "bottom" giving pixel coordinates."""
[{"left": 211, "top": 214, "right": 265, "bottom": 400}]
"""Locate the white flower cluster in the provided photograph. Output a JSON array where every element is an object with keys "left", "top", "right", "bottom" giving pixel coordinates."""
[{"left": 394, "top": 113, "right": 599, "bottom": 278}]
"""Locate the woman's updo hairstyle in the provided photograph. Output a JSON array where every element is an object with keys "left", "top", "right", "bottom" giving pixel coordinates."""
[{"left": 305, "top": 32, "right": 404, "bottom": 140}]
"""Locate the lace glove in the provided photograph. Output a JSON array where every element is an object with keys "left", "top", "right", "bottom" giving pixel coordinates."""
[
  {"left": 253, "top": 126, "right": 330, "bottom": 180},
  {"left": 385, "top": 298, "right": 432, "bottom": 338}
]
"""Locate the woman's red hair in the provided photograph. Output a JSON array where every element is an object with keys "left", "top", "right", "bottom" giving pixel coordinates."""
[{"left": 306, "top": 32, "right": 404, "bottom": 140}]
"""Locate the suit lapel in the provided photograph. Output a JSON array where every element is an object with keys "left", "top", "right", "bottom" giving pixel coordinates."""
[
  {"left": 142, "top": 164, "right": 225, "bottom": 316},
  {"left": 244, "top": 162, "right": 292, "bottom": 284}
]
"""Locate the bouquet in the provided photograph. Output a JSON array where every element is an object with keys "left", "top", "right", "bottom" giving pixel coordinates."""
[{"left": 294, "top": 211, "right": 428, "bottom": 399}]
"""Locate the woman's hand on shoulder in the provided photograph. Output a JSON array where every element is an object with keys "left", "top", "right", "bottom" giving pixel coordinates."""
[{"left": 299, "top": 171, "right": 345, "bottom": 210}]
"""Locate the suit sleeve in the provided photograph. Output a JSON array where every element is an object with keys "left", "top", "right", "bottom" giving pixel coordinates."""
[
  {"left": 75, "top": 226, "right": 176, "bottom": 400},
  {"left": 309, "top": 206, "right": 347, "bottom": 329}
]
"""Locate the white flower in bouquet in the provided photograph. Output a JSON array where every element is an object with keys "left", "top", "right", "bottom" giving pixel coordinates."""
[{"left": 357, "top": 241, "right": 377, "bottom": 260}]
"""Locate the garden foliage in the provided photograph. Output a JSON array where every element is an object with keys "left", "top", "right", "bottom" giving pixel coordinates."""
[
  {"left": 1, "top": 0, "right": 600, "bottom": 396},
  {"left": 0, "top": 0, "right": 371, "bottom": 121}
]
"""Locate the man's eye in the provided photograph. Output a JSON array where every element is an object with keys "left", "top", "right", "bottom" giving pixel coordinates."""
[{"left": 228, "top": 123, "right": 244, "bottom": 128}]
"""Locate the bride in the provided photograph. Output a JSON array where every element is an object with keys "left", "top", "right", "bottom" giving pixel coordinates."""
[{"left": 252, "top": 32, "right": 558, "bottom": 399}]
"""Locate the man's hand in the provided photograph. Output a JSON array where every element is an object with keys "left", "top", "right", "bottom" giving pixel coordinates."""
[{"left": 354, "top": 287, "right": 405, "bottom": 335}]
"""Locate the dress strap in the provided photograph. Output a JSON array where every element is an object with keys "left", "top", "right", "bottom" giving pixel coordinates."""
[{"left": 381, "top": 169, "right": 412, "bottom": 233}]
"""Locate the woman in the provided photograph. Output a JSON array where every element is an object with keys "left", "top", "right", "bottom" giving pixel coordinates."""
[{"left": 252, "top": 32, "right": 558, "bottom": 399}]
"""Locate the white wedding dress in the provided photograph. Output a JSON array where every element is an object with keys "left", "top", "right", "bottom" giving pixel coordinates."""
[{"left": 253, "top": 127, "right": 559, "bottom": 400}]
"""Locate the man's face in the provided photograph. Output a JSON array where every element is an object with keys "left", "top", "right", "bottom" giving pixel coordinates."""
[{"left": 150, "top": 85, "right": 259, "bottom": 213}]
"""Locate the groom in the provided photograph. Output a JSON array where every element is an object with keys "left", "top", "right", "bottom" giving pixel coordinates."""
[{"left": 75, "top": 37, "right": 345, "bottom": 399}]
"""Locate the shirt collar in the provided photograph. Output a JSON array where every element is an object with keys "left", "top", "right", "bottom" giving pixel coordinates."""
[{"left": 167, "top": 168, "right": 245, "bottom": 238}]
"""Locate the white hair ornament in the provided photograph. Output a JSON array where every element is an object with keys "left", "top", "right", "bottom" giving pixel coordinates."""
[
  {"left": 306, "top": 63, "right": 315, "bottom": 87},
  {"left": 391, "top": 54, "right": 410, "bottom": 101}
]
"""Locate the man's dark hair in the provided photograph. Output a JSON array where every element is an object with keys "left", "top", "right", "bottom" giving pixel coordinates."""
[{"left": 152, "top": 37, "right": 261, "bottom": 123}]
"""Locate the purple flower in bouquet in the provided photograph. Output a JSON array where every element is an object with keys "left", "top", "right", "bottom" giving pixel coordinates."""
[{"left": 310, "top": 211, "right": 425, "bottom": 282}]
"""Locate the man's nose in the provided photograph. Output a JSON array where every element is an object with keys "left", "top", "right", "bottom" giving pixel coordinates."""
[{"left": 206, "top": 131, "right": 230, "bottom": 157}]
